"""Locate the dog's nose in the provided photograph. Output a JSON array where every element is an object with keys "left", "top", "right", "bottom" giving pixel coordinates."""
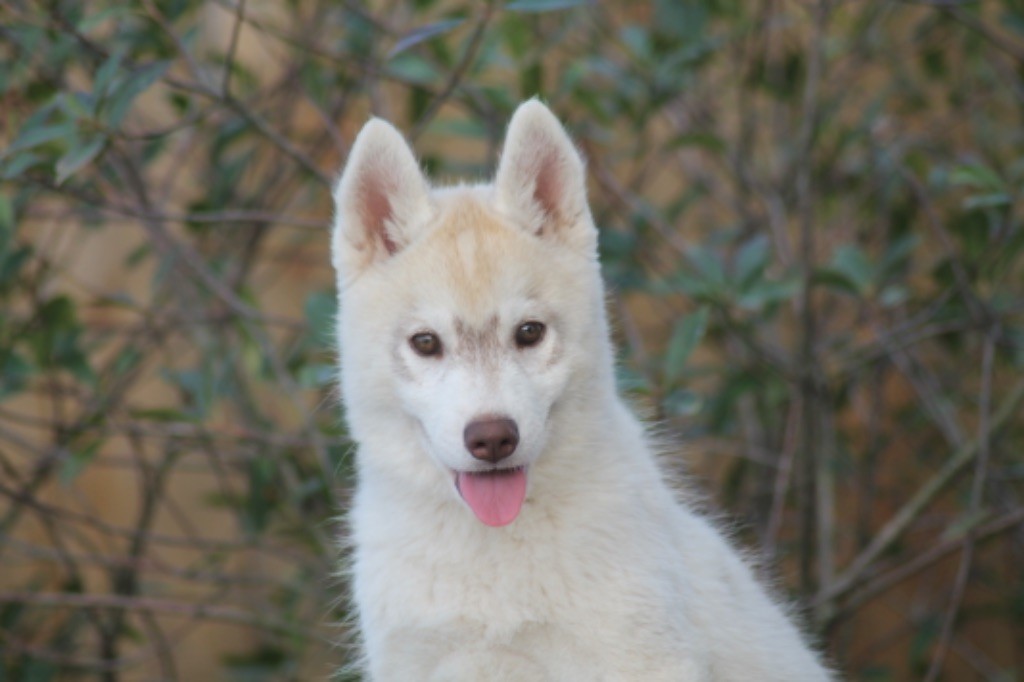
[{"left": 463, "top": 418, "right": 519, "bottom": 463}]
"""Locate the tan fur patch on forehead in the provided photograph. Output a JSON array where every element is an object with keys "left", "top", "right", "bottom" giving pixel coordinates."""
[
  {"left": 433, "top": 196, "right": 516, "bottom": 252},
  {"left": 423, "top": 195, "right": 531, "bottom": 315}
]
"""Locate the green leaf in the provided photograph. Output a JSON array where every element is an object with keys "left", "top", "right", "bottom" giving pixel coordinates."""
[
  {"left": 386, "top": 53, "right": 442, "bottom": 85},
  {"left": 424, "top": 117, "right": 489, "bottom": 138},
  {"left": 1, "top": 151, "right": 44, "bottom": 179},
  {"left": 389, "top": 18, "right": 465, "bottom": 57},
  {"left": 17, "top": 656, "right": 59, "bottom": 682},
  {"left": 77, "top": 6, "right": 133, "bottom": 32},
  {"left": 620, "top": 25, "right": 652, "bottom": 61},
  {"left": 129, "top": 407, "right": 196, "bottom": 423},
  {"left": 686, "top": 245, "right": 726, "bottom": 290},
  {"left": 879, "top": 234, "right": 919, "bottom": 276},
  {"left": 940, "top": 508, "right": 990, "bottom": 542},
  {"left": 102, "top": 61, "right": 170, "bottom": 127},
  {"left": 824, "top": 245, "right": 874, "bottom": 296},
  {"left": 0, "top": 351, "right": 33, "bottom": 399},
  {"left": 304, "top": 291, "right": 336, "bottom": 347},
  {"left": 0, "top": 193, "right": 12, "bottom": 235},
  {"left": 5, "top": 24, "right": 45, "bottom": 54},
  {"left": 30, "top": 297, "right": 93, "bottom": 381},
  {"left": 521, "top": 62, "right": 543, "bottom": 99},
  {"left": 667, "top": 270, "right": 713, "bottom": 298},
  {"left": 501, "top": 13, "right": 531, "bottom": 58},
  {"left": 949, "top": 163, "right": 1006, "bottom": 192},
  {"left": 0, "top": 245, "right": 32, "bottom": 289},
  {"left": 654, "top": 0, "right": 707, "bottom": 42},
  {"left": 813, "top": 268, "right": 859, "bottom": 296},
  {"left": 60, "top": 440, "right": 100, "bottom": 484},
  {"left": 963, "top": 192, "right": 1011, "bottom": 210},
  {"left": 93, "top": 48, "right": 126, "bottom": 99},
  {"left": 879, "top": 285, "right": 908, "bottom": 308},
  {"left": 734, "top": 234, "right": 770, "bottom": 288},
  {"left": 111, "top": 346, "right": 142, "bottom": 376},
  {"left": 616, "top": 365, "right": 651, "bottom": 395},
  {"left": 668, "top": 132, "right": 726, "bottom": 154},
  {"left": 505, "top": 0, "right": 587, "bottom": 12},
  {"left": 162, "top": 368, "right": 213, "bottom": 418},
  {"left": 59, "top": 91, "right": 96, "bottom": 120},
  {"left": 55, "top": 136, "right": 105, "bottom": 184},
  {"left": 663, "top": 388, "right": 702, "bottom": 417},
  {"left": 736, "top": 275, "right": 801, "bottom": 310},
  {"left": 665, "top": 306, "right": 709, "bottom": 384},
  {"left": 296, "top": 363, "right": 336, "bottom": 388},
  {"left": 2, "top": 121, "right": 76, "bottom": 158},
  {"left": 245, "top": 455, "right": 277, "bottom": 536}
]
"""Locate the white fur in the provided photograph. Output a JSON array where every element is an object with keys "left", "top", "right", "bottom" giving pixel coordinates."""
[{"left": 332, "top": 100, "right": 833, "bottom": 681}]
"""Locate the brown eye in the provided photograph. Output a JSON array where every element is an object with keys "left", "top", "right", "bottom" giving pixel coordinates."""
[
  {"left": 515, "top": 321, "right": 546, "bottom": 348},
  {"left": 410, "top": 332, "right": 442, "bottom": 357}
]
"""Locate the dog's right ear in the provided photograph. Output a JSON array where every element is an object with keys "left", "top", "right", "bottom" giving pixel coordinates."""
[{"left": 332, "top": 119, "right": 432, "bottom": 276}]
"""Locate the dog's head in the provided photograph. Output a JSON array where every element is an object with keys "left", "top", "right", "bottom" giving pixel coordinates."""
[{"left": 332, "top": 101, "right": 612, "bottom": 526}]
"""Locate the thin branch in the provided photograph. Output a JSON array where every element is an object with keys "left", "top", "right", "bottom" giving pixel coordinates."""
[
  {"left": 222, "top": 94, "right": 333, "bottom": 186},
  {"left": 0, "top": 592, "right": 334, "bottom": 644},
  {"left": 141, "top": 0, "right": 332, "bottom": 186},
  {"left": 222, "top": 0, "right": 247, "bottom": 98},
  {"left": 795, "top": 0, "right": 831, "bottom": 601},
  {"left": 24, "top": 203, "right": 329, "bottom": 231},
  {"left": 834, "top": 503, "right": 1024, "bottom": 622},
  {"left": 409, "top": 0, "right": 496, "bottom": 141},
  {"left": 883, "top": 330, "right": 967, "bottom": 448},
  {"left": 103, "top": 150, "right": 309, "bottom": 330},
  {"left": 764, "top": 395, "right": 801, "bottom": 558},
  {"left": 0, "top": 480, "right": 319, "bottom": 561},
  {"left": 924, "top": 328, "right": 997, "bottom": 681},
  {"left": 816, "top": 377, "right": 1024, "bottom": 607},
  {"left": 901, "top": 168, "right": 988, "bottom": 325},
  {"left": 943, "top": 5, "right": 1024, "bottom": 63},
  {"left": 140, "top": 0, "right": 209, "bottom": 89}
]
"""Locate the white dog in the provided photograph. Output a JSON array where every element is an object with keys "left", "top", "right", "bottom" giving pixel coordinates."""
[{"left": 331, "top": 100, "right": 832, "bottom": 681}]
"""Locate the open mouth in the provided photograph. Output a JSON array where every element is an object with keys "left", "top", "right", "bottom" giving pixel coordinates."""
[{"left": 454, "top": 466, "right": 528, "bottom": 528}]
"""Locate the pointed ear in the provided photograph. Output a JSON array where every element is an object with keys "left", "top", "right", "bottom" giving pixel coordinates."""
[
  {"left": 332, "top": 118, "right": 433, "bottom": 277},
  {"left": 495, "top": 100, "right": 595, "bottom": 254}
]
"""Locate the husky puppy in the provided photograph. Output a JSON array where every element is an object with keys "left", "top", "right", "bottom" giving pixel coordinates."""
[{"left": 331, "top": 100, "right": 832, "bottom": 681}]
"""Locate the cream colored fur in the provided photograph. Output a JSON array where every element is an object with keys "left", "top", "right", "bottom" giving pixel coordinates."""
[{"left": 331, "top": 100, "right": 833, "bottom": 681}]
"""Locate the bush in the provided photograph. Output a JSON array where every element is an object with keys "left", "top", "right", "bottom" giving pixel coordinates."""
[{"left": 1, "top": 1, "right": 1023, "bottom": 679}]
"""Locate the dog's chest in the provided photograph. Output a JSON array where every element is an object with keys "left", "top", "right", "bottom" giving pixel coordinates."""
[
  {"left": 349, "top": 475, "right": 717, "bottom": 678},
  {"left": 357, "top": 515, "right": 585, "bottom": 630},
  {"left": 354, "top": 497, "right": 693, "bottom": 638}
]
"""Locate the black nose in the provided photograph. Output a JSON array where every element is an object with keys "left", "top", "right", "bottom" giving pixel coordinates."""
[{"left": 463, "top": 418, "right": 519, "bottom": 463}]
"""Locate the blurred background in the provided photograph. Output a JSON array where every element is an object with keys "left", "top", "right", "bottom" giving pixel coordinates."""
[{"left": 1, "top": 0, "right": 1023, "bottom": 679}]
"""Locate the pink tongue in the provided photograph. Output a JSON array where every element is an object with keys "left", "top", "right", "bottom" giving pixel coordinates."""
[{"left": 456, "top": 469, "right": 527, "bottom": 527}]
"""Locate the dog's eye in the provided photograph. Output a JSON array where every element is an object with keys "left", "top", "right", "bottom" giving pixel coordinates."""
[
  {"left": 514, "top": 321, "right": 546, "bottom": 348},
  {"left": 410, "top": 332, "right": 442, "bottom": 357}
]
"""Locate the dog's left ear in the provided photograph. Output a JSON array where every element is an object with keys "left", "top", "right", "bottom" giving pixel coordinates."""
[{"left": 495, "top": 100, "right": 596, "bottom": 255}]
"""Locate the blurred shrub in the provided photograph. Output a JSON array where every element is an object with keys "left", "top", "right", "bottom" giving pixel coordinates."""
[{"left": 1, "top": 0, "right": 1023, "bottom": 679}]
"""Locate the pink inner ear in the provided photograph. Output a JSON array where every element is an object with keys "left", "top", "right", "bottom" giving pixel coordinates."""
[
  {"left": 358, "top": 175, "right": 398, "bottom": 255},
  {"left": 532, "top": 149, "right": 564, "bottom": 234}
]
